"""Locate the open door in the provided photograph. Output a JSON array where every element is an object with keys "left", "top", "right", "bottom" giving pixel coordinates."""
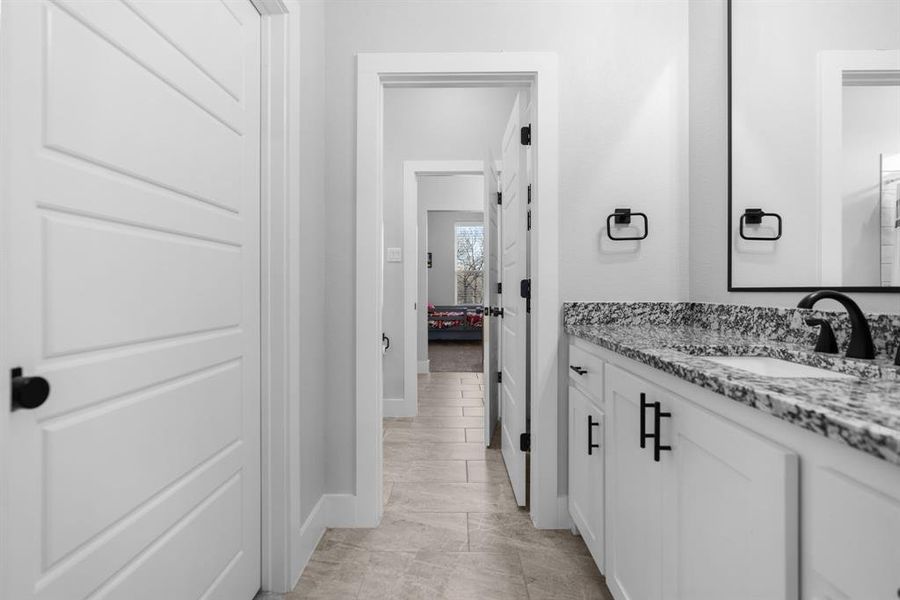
[
  {"left": 499, "top": 94, "right": 529, "bottom": 506},
  {"left": 483, "top": 154, "right": 501, "bottom": 447}
]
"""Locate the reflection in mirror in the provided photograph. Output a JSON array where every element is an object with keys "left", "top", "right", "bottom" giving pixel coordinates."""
[{"left": 729, "top": 0, "right": 900, "bottom": 290}]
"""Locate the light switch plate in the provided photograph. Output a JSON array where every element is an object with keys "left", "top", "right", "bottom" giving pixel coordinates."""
[{"left": 386, "top": 247, "right": 402, "bottom": 262}]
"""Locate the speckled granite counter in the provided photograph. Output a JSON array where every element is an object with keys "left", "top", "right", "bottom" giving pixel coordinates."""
[{"left": 564, "top": 302, "right": 900, "bottom": 466}]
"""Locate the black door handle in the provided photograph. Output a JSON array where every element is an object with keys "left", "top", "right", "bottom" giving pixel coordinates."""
[
  {"left": 588, "top": 414, "right": 600, "bottom": 455},
  {"left": 10, "top": 367, "right": 50, "bottom": 411},
  {"left": 382, "top": 334, "right": 390, "bottom": 350},
  {"left": 569, "top": 365, "right": 587, "bottom": 376}
]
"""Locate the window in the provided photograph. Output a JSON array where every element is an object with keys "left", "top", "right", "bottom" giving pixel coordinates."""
[{"left": 455, "top": 223, "right": 484, "bottom": 304}]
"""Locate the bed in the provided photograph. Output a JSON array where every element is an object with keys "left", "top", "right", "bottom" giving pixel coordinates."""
[{"left": 428, "top": 304, "right": 483, "bottom": 341}]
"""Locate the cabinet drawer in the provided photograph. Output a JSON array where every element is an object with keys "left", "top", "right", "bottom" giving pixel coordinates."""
[{"left": 568, "top": 339, "right": 605, "bottom": 400}]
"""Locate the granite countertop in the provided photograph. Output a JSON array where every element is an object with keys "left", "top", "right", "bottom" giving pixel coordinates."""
[{"left": 564, "top": 302, "right": 900, "bottom": 466}]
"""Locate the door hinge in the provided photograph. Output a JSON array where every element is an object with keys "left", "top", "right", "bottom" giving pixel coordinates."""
[
  {"left": 497, "top": 282, "right": 502, "bottom": 294},
  {"left": 527, "top": 210, "right": 532, "bottom": 231},
  {"left": 497, "top": 371, "right": 502, "bottom": 383},
  {"left": 520, "top": 124, "right": 532, "bottom": 146},
  {"left": 527, "top": 184, "right": 532, "bottom": 204},
  {"left": 520, "top": 278, "right": 531, "bottom": 313},
  {"left": 520, "top": 432, "right": 531, "bottom": 452},
  {"left": 496, "top": 191, "right": 502, "bottom": 205},
  {"left": 492, "top": 307, "right": 504, "bottom": 318}
]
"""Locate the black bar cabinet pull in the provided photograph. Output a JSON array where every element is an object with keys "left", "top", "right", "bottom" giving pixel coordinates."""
[
  {"left": 588, "top": 415, "right": 600, "bottom": 455},
  {"left": 653, "top": 402, "right": 672, "bottom": 462},
  {"left": 569, "top": 365, "right": 588, "bottom": 376},
  {"left": 640, "top": 392, "right": 651, "bottom": 449}
]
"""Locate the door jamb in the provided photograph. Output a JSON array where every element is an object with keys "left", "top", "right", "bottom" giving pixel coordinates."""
[
  {"left": 254, "top": 0, "right": 306, "bottom": 594},
  {"left": 357, "top": 53, "right": 560, "bottom": 528},
  {"left": 396, "top": 160, "right": 486, "bottom": 418}
]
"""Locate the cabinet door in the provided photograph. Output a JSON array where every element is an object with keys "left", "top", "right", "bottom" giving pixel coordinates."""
[
  {"left": 662, "top": 397, "right": 799, "bottom": 600},
  {"left": 605, "top": 366, "right": 663, "bottom": 600},
  {"left": 568, "top": 384, "right": 605, "bottom": 570}
]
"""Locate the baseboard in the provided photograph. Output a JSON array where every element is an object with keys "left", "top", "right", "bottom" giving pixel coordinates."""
[
  {"left": 286, "top": 493, "right": 364, "bottom": 590},
  {"left": 326, "top": 493, "right": 359, "bottom": 528},
  {"left": 289, "top": 495, "right": 328, "bottom": 591},
  {"left": 383, "top": 397, "right": 416, "bottom": 417},
  {"left": 557, "top": 494, "right": 573, "bottom": 530},
  {"left": 417, "top": 359, "right": 430, "bottom": 373}
]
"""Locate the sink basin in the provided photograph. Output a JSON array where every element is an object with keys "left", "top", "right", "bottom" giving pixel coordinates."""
[{"left": 702, "top": 356, "right": 855, "bottom": 380}]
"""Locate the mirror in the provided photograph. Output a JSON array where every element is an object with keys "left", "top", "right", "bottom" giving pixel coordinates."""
[{"left": 729, "top": 0, "right": 900, "bottom": 291}]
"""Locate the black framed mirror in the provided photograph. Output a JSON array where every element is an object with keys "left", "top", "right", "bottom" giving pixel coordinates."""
[{"left": 728, "top": 0, "right": 900, "bottom": 292}]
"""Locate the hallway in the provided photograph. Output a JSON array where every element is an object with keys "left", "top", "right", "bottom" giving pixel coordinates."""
[{"left": 277, "top": 373, "right": 611, "bottom": 599}]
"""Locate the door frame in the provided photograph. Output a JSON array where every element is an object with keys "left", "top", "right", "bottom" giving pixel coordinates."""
[
  {"left": 0, "top": 0, "right": 302, "bottom": 595},
  {"left": 357, "top": 52, "right": 561, "bottom": 528},
  {"left": 816, "top": 49, "right": 900, "bottom": 286},
  {"left": 396, "top": 159, "right": 488, "bottom": 418}
]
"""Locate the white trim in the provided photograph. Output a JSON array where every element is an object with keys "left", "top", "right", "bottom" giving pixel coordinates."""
[
  {"left": 288, "top": 492, "right": 358, "bottom": 593},
  {"left": 291, "top": 496, "right": 328, "bottom": 591},
  {"left": 404, "top": 159, "right": 500, "bottom": 401},
  {"left": 402, "top": 160, "right": 484, "bottom": 419},
  {"left": 357, "top": 53, "right": 561, "bottom": 529},
  {"left": 817, "top": 50, "right": 900, "bottom": 285},
  {"left": 257, "top": 1, "right": 299, "bottom": 594},
  {"left": 326, "top": 493, "right": 359, "bottom": 528},
  {"left": 383, "top": 397, "right": 416, "bottom": 418}
]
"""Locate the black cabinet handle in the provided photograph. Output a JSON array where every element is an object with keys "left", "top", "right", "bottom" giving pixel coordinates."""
[
  {"left": 640, "top": 392, "right": 651, "bottom": 449},
  {"left": 588, "top": 414, "right": 600, "bottom": 455},
  {"left": 569, "top": 365, "right": 587, "bottom": 376},
  {"left": 652, "top": 402, "right": 672, "bottom": 462},
  {"left": 382, "top": 334, "right": 390, "bottom": 350},
  {"left": 10, "top": 367, "right": 50, "bottom": 411},
  {"left": 639, "top": 393, "right": 672, "bottom": 461}
]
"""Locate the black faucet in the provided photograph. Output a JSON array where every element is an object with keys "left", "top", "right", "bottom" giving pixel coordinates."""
[{"left": 797, "top": 290, "right": 875, "bottom": 360}]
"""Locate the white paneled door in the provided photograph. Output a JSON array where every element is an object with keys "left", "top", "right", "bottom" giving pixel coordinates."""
[
  {"left": 1, "top": 1, "right": 261, "bottom": 599},
  {"left": 482, "top": 154, "right": 500, "bottom": 448},
  {"left": 499, "top": 95, "right": 528, "bottom": 506}
]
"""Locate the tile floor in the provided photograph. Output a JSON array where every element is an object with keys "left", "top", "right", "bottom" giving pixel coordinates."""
[{"left": 268, "top": 372, "right": 614, "bottom": 600}]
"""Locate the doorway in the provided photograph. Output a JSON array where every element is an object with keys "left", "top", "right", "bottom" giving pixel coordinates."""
[
  {"left": 426, "top": 211, "right": 486, "bottom": 373},
  {"left": 355, "top": 53, "right": 561, "bottom": 529}
]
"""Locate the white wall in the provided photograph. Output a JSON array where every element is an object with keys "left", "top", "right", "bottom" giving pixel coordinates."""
[
  {"left": 427, "top": 210, "right": 484, "bottom": 305},
  {"left": 324, "top": 0, "right": 691, "bottom": 495},
  {"left": 689, "top": 0, "right": 900, "bottom": 313},
  {"left": 381, "top": 88, "right": 517, "bottom": 400},
  {"left": 416, "top": 176, "right": 485, "bottom": 366},
  {"left": 841, "top": 85, "right": 900, "bottom": 286},
  {"left": 729, "top": 0, "right": 900, "bottom": 288}
]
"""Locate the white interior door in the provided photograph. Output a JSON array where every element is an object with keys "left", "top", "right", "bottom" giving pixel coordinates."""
[
  {"left": 1, "top": 1, "right": 261, "bottom": 598},
  {"left": 499, "top": 94, "right": 528, "bottom": 506},
  {"left": 482, "top": 155, "right": 500, "bottom": 447}
]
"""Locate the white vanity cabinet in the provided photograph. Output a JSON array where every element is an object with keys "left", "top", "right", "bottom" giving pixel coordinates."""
[
  {"left": 567, "top": 338, "right": 607, "bottom": 572},
  {"left": 569, "top": 339, "right": 802, "bottom": 600},
  {"left": 604, "top": 363, "right": 799, "bottom": 600},
  {"left": 568, "top": 384, "right": 605, "bottom": 569}
]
